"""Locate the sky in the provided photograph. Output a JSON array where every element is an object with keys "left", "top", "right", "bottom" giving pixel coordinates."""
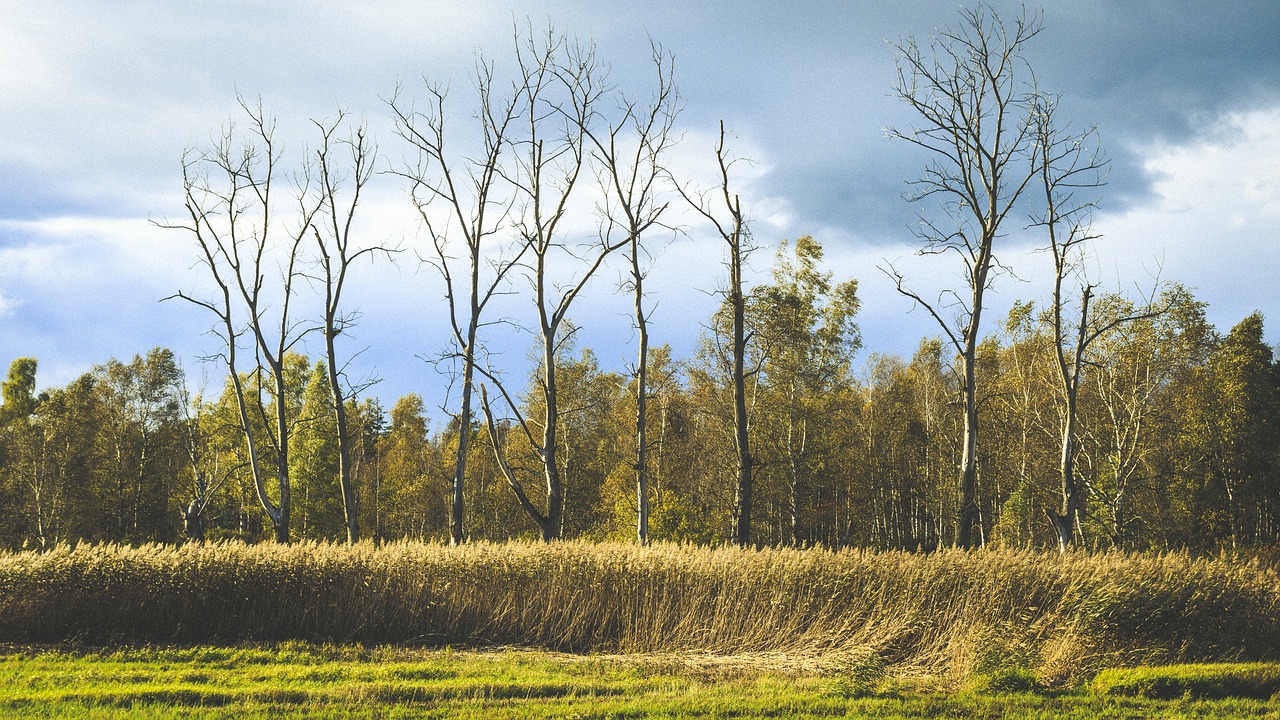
[{"left": 2, "top": 1, "right": 1279, "bottom": 417}]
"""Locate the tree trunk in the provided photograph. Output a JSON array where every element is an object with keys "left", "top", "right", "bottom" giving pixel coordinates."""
[
  {"left": 1048, "top": 408, "right": 1081, "bottom": 554},
  {"left": 450, "top": 253, "right": 483, "bottom": 546},
  {"left": 273, "top": 366, "right": 292, "bottom": 544},
  {"left": 1050, "top": 293, "right": 1089, "bottom": 554},
  {"left": 635, "top": 326, "right": 650, "bottom": 546},
  {"left": 731, "top": 234, "right": 753, "bottom": 547},
  {"left": 957, "top": 350, "right": 980, "bottom": 549},
  {"left": 182, "top": 499, "right": 205, "bottom": 542},
  {"left": 633, "top": 236, "right": 651, "bottom": 546},
  {"left": 227, "top": 354, "right": 286, "bottom": 544},
  {"left": 541, "top": 338, "right": 563, "bottom": 542},
  {"left": 1110, "top": 487, "right": 1127, "bottom": 549},
  {"left": 325, "top": 340, "right": 360, "bottom": 545},
  {"left": 451, "top": 342, "right": 474, "bottom": 545},
  {"left": 786, "top": 410, "right": 805, "bottom": 548}
]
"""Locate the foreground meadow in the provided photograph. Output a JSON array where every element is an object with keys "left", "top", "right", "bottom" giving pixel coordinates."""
[
  {"left": 3, "top": 644, "right": 1280, "bottom": 719},
  {"left": 2, "top": 541, "right": 1279, "bottom": 716},
  {"left": 1, "top": 645, "right": 857, "bottom": 719},
  {"left": 3, "top": 541, "right": 1278, "bottom": 684}
]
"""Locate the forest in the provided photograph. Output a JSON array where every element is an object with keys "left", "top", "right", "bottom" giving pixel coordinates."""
[
  {"left": 1, "top": 8, "right": 1278, "bottom": 555},
  {"left": 1, "top": 273, "right": 1275, "bottom": 552}
]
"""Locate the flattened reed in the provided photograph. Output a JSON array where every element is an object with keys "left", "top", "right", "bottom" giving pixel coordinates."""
[{"left": 1, "top": 541, "right": 1276, "bottom": 680}]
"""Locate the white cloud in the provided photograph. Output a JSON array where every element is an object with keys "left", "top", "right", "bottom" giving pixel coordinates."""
[
  {"left": 0, "top": 216, "right": 190, "bottom": 285},
  {"left": 824, "top": 109, "right": 1280, "bottom": 358},
  {"left": 0, "top": 291, "right": 19, "bottom": 320},
  {"left": 4, "top": 1, "right": 1280, "bottom": 400},
  {"left": 1093, "top": 106, "right": 1280, "bottom": 334}
]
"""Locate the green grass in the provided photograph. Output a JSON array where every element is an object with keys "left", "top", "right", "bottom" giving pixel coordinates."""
[
  {"left": 2, "top": 645, "right": 1279, "bottom": 719},
  {"left": 1093, "top": 662, "right": 1280, "bottom": 699}
]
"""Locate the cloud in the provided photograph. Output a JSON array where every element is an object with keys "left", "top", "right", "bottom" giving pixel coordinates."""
[
  {"left": 1089, "top": 107, "right": 1280, "bottom": 333},
  {"left": 838, "top": 108, "right": 1280, "bottom": 358},
  {"left": 0, "top": 292, "right": 19, "bottom": 321},
  {"left": 3, "top": 0, "right": 1280, "bottom": 403},
  {"left": 0, "top": 215, "right": 207, "bottom": 363}
]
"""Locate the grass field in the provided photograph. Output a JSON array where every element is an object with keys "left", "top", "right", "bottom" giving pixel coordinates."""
[
  {"left": 4, "top": 540, "right": 1279, "bottom": 686},
  {"left": 3, "top": 542, "right": 1279, "bottom": 716},
  {"left": 2, "top": 644, "right": 1279, "bottom": 719}
]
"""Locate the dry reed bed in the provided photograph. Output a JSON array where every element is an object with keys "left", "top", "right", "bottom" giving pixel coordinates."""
[{"left": 0, "top": 541, "right": 1276, "bottom": 681}]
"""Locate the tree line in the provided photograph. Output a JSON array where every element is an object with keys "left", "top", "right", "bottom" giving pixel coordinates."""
[
  {"left": 1, "top": 7, "right": 1276, "bottom": 552},
  {"left": 2, "top": 270, "right": 1276, "bottom": 551}
]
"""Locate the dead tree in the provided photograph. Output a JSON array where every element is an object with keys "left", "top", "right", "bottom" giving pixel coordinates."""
[
  {"left": 583, "top": 44, "right": 679, "bottom": 545},
  {"left": 476, "top": 28, "right": 621, "bottom": 542},
  {"left": 311, "top": 113, "right": 384, "bottom": 545},
  {"left": 390, "top": 63, "right": 526, "bottom": 546},
  {"left": 1033, "top": 95, "right": 1162, "bottom": 552},
  {"left": 885, "top": 5, "right": 1042, "bottom": 549},
  {"left": 164, "top": 99, "right": 317, "bottom": 543},
  {"left": 676, "top": 121, "right": 754, "bottom": 547},
  {"left": 1034, "top": 96, "right": 1103, "bottom": 553}
]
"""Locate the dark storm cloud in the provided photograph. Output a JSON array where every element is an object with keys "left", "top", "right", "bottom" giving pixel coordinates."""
[
  {"left": 1026, "top": 1, "right": 1280, "bottom": 206},
  {"left": 1035, "top": 1, "right": 1280, "bottom": 135},
  {"left": 2, "top": 0, "right": 1278, "bottom": 402},
  {"left": 618, "top": 0, "right": 1280, "bottom": 242},
  {"left": 7, "top": 1, "right": 1276, "bottom": 237}
]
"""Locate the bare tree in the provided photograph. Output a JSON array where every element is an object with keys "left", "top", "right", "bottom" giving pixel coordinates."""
[
  {"left": 583, "top": 44, "right": 679, "bottom": 545},
  {"left": 476, "top": 28, "right": 622, "bottom": 542},
  {"left": 310, "top": 113, "right": 384, "bottom": 545},
  {"left": 885, "top": 4, "right": 1042, "bottom": 549},
  {"left": 676, "top": 122, "right": 754, "bottom": 547},
  {"left": 1033, "top": 96, "right": 1103, "bottom": 553},
  {"left": 164, "top": 99, "right": 317, "bottom": 543},
  {"left": 1031, "top": 95, "right": 1166, "bottom": 552},
  {"left": 390, "top": 62, "right": 526, "bottom": 546}
]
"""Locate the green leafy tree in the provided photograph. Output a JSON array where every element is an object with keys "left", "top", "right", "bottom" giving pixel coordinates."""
[
  {"left": 986, "top": 303, "right": 1058, "bottom": 548},
  {"left": 489, "top": 346, "right": 622, "bottom": 540},
  {"left": 379, "top": 394, "right": 447, "bottom": 540},
  {"left": 1083, "top": 286, "right": 1213, "bottom": 548},
  {"left": 750, "top": 236, "right": 861, "bottom": 546},
  {"left": 0, "top": 358, "right": 41, "bottom": 546},
  {"left": 177, "top": 383, "right": 243, "bottom": 543},
  {"left": 855, "top": 342, "right": 958, "bottom": 550},
  {"left": 1196, "top": 313, "right": 1278, "bottom": 546},
  {"left": 291, "top": 361, "right": 344, "bottom": 540},
  {"left": 349, "top": 398, "right": 387, "bottom": 542},
  {"left": 199, "top": 352, "right": 310, "bottom": 542},
  {"left": 92, "top": 348, "right": 186, "bottom": 542},
  {"left": 21, "top": 374, "right": 101, "bottom": 547},
  {"left": 1, "top": 358, "right": 39, "bottom": 422}
]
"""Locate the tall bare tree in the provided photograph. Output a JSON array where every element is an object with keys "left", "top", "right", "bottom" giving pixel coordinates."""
[
  {"left": 1033, "top": 96, "right": 1104, "bottom": 553},
  {"left": 165, "top": 99, "right": 317, "bottom": 543},
  {"left": 583, "top": 44, "right": 679, "bottom": 545},
  {"left": 391, "top": 62, "right": 526, "bottom": 546},
  {"left": 1031, "top": 95, "right": 1167, "bottom": 552},
  {"left": 476, "top": 28, "right": 622, "bottom": 542},
  {"left": 885, "top": 4, "right": 1042, "bottom": 549},
  {"left": 676, "top": 122, "right": 754, "bottom": 547},
  {"left": 311, "top": 113, "right": 383, "bottom": 545}
]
